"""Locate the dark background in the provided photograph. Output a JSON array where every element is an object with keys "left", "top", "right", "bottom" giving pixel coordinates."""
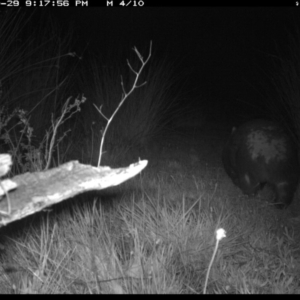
[{"left": 27, "top": 6, "right": 300, "bottom": 128}]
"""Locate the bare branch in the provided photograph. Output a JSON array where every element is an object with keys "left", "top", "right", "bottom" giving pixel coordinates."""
[{"left": 94, "top": 41, "right": 152, "bottom": 167}]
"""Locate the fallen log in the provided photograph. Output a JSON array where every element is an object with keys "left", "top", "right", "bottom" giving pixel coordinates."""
[{"left": 0, "top": 155, "right": 148, "bottom": 227}]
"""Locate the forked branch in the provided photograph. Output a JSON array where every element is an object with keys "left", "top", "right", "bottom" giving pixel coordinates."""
[{"left": 94, "top": 41, "right": 152, "bottom": 167}]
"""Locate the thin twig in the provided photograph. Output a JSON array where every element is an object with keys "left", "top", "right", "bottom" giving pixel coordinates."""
[{"left": 94, "top": 41, "right": 152, "bottom": 167}]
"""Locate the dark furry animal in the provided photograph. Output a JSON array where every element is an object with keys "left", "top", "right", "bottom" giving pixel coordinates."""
[{"left": 222, "top": 119, "right": 300, "bottom": 209}]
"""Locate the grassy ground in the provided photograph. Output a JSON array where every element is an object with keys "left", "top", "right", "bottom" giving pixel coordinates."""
[{"left": 0, "top": 121, "right": 300, "bottom": 294}]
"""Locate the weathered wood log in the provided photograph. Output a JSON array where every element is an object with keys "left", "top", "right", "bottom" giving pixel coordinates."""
[{"left": 0, "top": 156, "right": 148, "bottom": 227}]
